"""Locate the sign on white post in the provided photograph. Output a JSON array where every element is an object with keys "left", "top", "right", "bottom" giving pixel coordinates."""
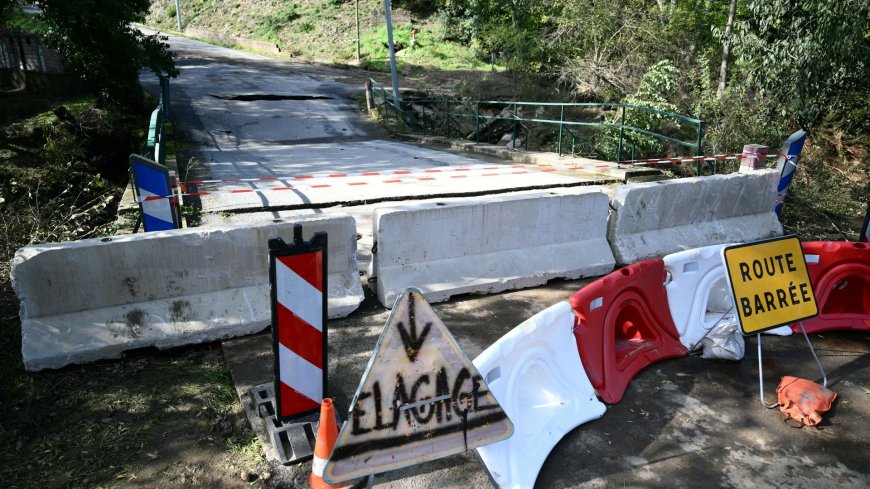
[{"left": 722, "top": 235, "right": 818, "bottom": 335}]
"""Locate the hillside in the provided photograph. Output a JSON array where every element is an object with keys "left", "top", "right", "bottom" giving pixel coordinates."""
[{"left": 145, "top": 0, "right": 490, "bottom": 71}]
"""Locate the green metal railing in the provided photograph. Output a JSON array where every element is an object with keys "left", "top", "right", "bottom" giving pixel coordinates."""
[
  {"left": 142, "top": 76, "right": 171, "bottom": 165},
  {"left": 368, "top": 78, "right": 706, "bottom": 173}
]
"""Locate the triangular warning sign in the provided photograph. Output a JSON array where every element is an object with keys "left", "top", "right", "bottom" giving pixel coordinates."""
[{"left": 323, "top": 288, "right": 514, "bottom": 483}]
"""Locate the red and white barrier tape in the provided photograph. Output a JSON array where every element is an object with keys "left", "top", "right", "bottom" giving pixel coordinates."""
[
  {"left": 181, "top": 164, "right": 530, "bottom": 187},
  {"left": 141, "top": 166, "right": 544, "bottom": 202},
  {"left": 617, "top": 153, "right": 796, "bottom": 167}
]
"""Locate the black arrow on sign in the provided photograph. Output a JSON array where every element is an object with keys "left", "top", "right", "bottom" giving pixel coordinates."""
[{"left": 397, "top": 293, "right": 431, "bottom": 362}]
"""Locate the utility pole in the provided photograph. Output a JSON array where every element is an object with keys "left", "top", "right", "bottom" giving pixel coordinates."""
[
  {"left": 175, "top": 0, "right": 183, "bottom": 31},
  {"left": 356, "top": 0, "right": 361, "bottom": 62},
  {"left": 384, "top": 0, "right": 400, "bottom": 104}
]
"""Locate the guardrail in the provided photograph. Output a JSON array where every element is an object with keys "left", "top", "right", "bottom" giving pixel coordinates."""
[
  {"left": 142, "top": 76, "right": 170, "bottom": 165},
  {"left": 367, "top": 78, "right": 706, "bottom": 174},
  {"left": 132, "top": 76, "right": 177, "bottom": 232}
]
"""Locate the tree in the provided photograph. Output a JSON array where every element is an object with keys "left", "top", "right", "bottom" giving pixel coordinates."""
[
  {"left": 733, "top": 0, "right": 869, "bottom": 129},
  {"left": 716, "top": 0, "right": 736, "bottom": 97},
  {"left": 31, "top": 0, "right": 177, "bottom": 109}
]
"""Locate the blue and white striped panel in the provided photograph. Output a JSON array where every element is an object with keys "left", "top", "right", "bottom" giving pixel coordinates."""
[
  {"left": 774, "top": 130, "right": 806, "bottom": 217},
  {"left": 132, "top": 158, "right": 175, "bottom": 232}
]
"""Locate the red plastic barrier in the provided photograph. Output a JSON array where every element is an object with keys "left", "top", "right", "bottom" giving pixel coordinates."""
[
  {"left": 570, "top": 259, "right": 688, "bottom": 404},
  {"left": 794, "top": 241, "right": 870, "bottom": 334}
]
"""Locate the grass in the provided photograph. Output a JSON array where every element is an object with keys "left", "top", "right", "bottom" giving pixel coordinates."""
[
  {"left": 145, "top": 0, "right": 497, "bottom": 71},
  {"left": 0, "top": 95, "right": 131, "bottom": 277},
  {"left": 0, "top": 88, "right": 265, "bottom": 488},
  {"left": 358, "top": 23, "right": 491, "bottom": 73},
  {"left": 0, "top": 314, "right": 247, "bottom": 488}
]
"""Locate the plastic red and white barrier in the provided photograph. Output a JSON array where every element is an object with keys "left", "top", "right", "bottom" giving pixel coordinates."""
[
  {"left": 663, "top": 244, "right": 790, "bottom": 349},
  {"left": 663, "top": 244, "right": 735, "bottom": 349},
  {"left": 474, "top": 302, "right": 605, "bottom": 489},
  {"left": 570, "top": 259, "right": 688, "bottom": 404},
  {"left": 797, "top": 241, "right": 870, "bottom": 334}
]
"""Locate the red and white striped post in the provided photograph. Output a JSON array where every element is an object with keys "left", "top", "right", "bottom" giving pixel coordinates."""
[{"left": 270, "top": 225, "right": 328, "bottom": 420}]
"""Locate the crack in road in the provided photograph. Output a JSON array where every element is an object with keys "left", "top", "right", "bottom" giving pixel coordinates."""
[{"left": 209, "top": 94, "right": 333, "bottom": 101}]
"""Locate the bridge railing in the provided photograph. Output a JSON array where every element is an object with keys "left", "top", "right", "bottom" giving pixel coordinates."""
[
  {"left": 142, "top": 76, "right": 171, "bottom": 165},
  {"left": 368, "top": 78, "right": 705, "bottom": 172}
]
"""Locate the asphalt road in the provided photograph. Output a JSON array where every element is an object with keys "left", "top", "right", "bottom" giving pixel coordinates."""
[{"left": 139, "top": 32, "right": 599, "bottom": 214}]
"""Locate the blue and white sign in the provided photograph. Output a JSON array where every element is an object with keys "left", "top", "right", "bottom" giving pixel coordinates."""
[
  {"left": 774, "top": 130, "right": 807, "bottom": 217},
  {"left": 130, "top": 154, "right": 177, "bottom": 232}
]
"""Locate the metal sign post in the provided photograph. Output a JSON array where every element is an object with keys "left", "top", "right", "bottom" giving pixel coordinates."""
[
  {"left": 722, "top": 235, "right": 825, "bottom": 407},
  {"left": 860, "top": 201, "right": 870, "bottom": 242},
  {"left": 384, "top": 0, "right": 400, "bottom": 105},
  {"left": 175, "top": 0, "right": 183, "bottom": 31}
]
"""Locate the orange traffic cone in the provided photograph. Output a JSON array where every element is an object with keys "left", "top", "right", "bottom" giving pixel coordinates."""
[{"left": 309, "top": 398, "right": 348, "bottom": 489}]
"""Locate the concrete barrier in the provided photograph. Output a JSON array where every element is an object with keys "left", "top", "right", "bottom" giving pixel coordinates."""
[
  {"left": 11, "top": 214, "right": 363, "bottom": 371},
  {"left": 607, "top": 170, "right": 782, "bottom": 265},
  {"left": 371, "top": 188, "right": 615, "bottom": 307}
]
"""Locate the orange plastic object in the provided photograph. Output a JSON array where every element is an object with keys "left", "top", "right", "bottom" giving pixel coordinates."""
[
  {"left": 570, "top": 259, "right": 688, "bottom": 404},
  {"left": 776, "top": 376, "right": 837, "bottom": 426},
  {"left": 796, "top": 241, "right": 870, "bottom": 334},
  {"left": 309, "top": 399, "right": 348, "bottom": 489}
]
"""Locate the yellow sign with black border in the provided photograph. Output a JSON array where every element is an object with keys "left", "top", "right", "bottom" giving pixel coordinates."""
[{"left": 722, "top": 236, "right": 818, "bottom": 335}]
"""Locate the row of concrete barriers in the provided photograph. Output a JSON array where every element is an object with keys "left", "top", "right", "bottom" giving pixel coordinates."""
[{"left": 12, "top": 167, "right": 782, "bottom": 371}]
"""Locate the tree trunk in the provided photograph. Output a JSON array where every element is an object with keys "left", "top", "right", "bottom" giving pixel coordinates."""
[{"left": 717, "top": 0, "right": 737, "bottom": 97}]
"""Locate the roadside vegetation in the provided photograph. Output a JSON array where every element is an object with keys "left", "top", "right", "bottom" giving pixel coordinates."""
[
  {"left": 145, "top": 0, "right": 493, "bottom": 71},
  {"left": 0, "top": 79, "right": 265, "bottom": 489},
  {"left": 0, "top": 3, "right": 266, "bottom": 487}
]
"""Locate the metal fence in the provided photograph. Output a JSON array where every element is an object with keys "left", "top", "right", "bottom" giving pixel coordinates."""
[
  {"left": 142, "top": 76, "right": 171, "bottom": 165},
  {"left": 367, "top": 78, "right": 706, "bottom": 172}
]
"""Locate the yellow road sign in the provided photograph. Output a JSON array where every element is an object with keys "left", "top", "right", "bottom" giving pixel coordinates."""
[
  {"left": 323, "top": 288, "right": 513, "bottom": 483},
  {"left": 722, "top": 236, "right": 818, "bottom": 334}
]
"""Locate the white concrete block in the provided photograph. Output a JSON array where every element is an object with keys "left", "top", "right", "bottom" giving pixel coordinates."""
[
  {"left": 372, "top": 188, "right": 615, "bottom": 307},
  {"left": 607, "top": 170, "right": 783, "bottom": 265},
  {"left": 11, "top": 214, "right": 363, "bottom": 371}
]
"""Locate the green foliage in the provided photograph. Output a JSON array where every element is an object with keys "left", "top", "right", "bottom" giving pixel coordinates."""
[
  {"left": 393, "top": 0, "right": 440, "bottom": 17},
  {"left": 611, "top": 60, "right": 683, "bottom": 155},
  {"left": 733, "top": 0, "right": 870, "bottom": 129},
  {"left": 31, "top": 0, "right": 177, "bottom": 109},
  {"left": 360, "top": 23, "right": 489, "bottom": 72},
  {"left": 0, "top": 4, "right": 49, "bottom": 33},
  {"left": 254, "top": 4, "right": 301, "bottom": 41}
]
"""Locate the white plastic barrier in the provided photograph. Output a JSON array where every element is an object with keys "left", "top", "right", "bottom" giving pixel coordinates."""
[
  {"left": 372, "top": 188, "right": 615, "bottom": 307},
  {"left": 664, "top": 244, "right": 790, "bottom": 351},
  {"left": 473, "top": 302, "right": 606, "bottom": 489},
  {"left": 608, "top": 170, "right": 783, "bottom": 265},
  {"left": 664, "top": 244, "right": 735, "bottom": 349},
  {"left": 11, "top": 214, "right": 363, "bottom": 371}
]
